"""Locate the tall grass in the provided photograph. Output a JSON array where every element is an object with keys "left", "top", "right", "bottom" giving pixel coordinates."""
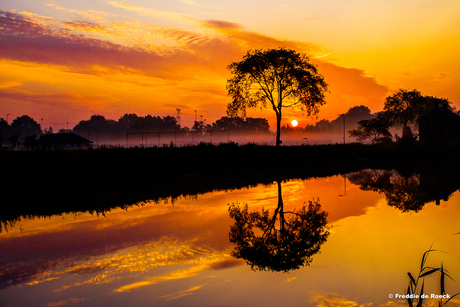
[{"left": 406, "top": 247, "right": 459, "bottom": 306}]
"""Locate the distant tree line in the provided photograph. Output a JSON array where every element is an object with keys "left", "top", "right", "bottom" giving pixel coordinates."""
[
  {"left": 0, "top": 105, "right": 388, "bottom": 148},
  {"left": 74, "top": 114, "right": 271, "bottom": 137},
  {"left": 190, "top": 116, "right": 270, "bottom": 134},
  {"left": 3, "top": 91, "right": 453, "bottom": 148},
  {"left": 212, "top": 117, "right": 270, "bottom": 134},
  {"left": 73, "top": 114, "right": 180, "bottom": 137},
  {"left": 281, "top": 105, "right": 375, "bottom": 134},
  {"left": 348, "top": 90, "right": 456, "bottom": 144},
  {"left": 0, "top": 113, "right": 271, "bottom": 148}
]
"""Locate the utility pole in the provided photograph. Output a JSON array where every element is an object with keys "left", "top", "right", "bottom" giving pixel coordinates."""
[{"left": 176, "top": 108, "right": 181, "bottom": 127}]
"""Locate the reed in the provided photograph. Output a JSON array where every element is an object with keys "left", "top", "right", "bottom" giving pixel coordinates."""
[{"left": 406, "top": 247, "right": 459, "bottom": 306}]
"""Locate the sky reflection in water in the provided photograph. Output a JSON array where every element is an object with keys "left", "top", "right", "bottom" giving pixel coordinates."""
[{"left": 1, "top": 173, "right": 459, "bottom": 307}]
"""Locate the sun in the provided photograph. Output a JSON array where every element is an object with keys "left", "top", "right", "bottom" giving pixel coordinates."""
[{"left": 291, "top": 119, "right": 298, "bottom": 127}]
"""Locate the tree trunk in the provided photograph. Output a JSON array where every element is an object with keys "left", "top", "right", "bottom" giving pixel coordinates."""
[
  {"left": 276, "top": 113, "right": 281, "bottom": 147},
  {"left": 277, "top": 180, "right": 285, "bottom": 232}
]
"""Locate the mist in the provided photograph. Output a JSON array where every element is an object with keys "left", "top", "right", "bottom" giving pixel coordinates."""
[{"left": 89, "top": 130, "right": 350, "bottom": 148}]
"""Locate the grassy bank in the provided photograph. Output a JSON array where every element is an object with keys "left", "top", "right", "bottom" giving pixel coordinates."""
[{"left": 1, "top": 142, "right": 460, "bottom": 227}]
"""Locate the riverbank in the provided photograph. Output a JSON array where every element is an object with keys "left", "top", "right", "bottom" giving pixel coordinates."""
[{"left": 1, "top": 142, "right": 460, "bottom": 225}]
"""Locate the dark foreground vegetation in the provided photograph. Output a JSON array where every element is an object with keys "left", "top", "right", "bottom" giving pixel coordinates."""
[{"left": 2, "top": 142, "right": 460, "bottom": 230}]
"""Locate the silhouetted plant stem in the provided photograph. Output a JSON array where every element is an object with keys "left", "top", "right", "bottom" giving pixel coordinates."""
[{"left": 406, "top": 247, "right": 459, "bottom": 307}]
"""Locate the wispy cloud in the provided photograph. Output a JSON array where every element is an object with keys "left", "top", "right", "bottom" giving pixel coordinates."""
[
  {"left": 160, "top": 285, "right": 203, "bottom": 300},
  {"left": 115, "top": 264, "right": 207, "bottom": 292},
  {"left": 107, "top": 1, "right": 198, "bottom": 25},
  {"left": 61, "top": 20, "right": 109, "bottom": 32},
  {"left": 18, "top": 11, "right": 54, "bottom": 20}
]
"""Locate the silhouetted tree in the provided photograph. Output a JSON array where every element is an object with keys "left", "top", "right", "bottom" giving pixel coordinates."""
[
  {"left": 73, "top": 115, "right": 117, "bottom": 136},
  {"left": 226, "top": 48, "right": 328, "bottom": 146},
  {"left": 212, "top": 116, "right": 270, "bottom": 134},
  {"left": 8, "top": 134, "right": 20, "bottom": 148},
  {"left": 298, "top": 105, "right": 378, "bottom": 134},
  {"left": 420, "top": 95, "right": 455, "bottom": 112},
  {"left": 0, "top": 118, "right": 11, "bottom": 145},
  {"left": 330, "top": 105, "right": 375, "bottom": 133},
  {"left": 129, "top": 115, "right": 179, "bottom": 132},
  {"left": 345, "top": 105, "right": 374, "bottom": 119},
  {"left": 43, "top": 127, "right": 53, "bottom": 135},
  {"left": 10, "top": 115, "right": 41, "bottom": 143},
  {"left": 191, "top": 121, "right": 206, "bottom": 133},
  {"left": 348, "top": 114, "right": 392, "bottom": 144},
  {"left": 315, "top": 119, "right": 331, "bottom": 132},
  {"left": 213, "top": 116, "right": 242, "bottom": 131},
  {"left": 383, "top": 90, "right": 456, "bottom": 141},
  {"left": 23, "top": 134, "right": 37, "bottom": 149},
  {"left": 228, "top": 180, "right": 330, "bottom": 272},
  {"left": 117, "top": 113, "right": 140, "bottom": 132},
  {"left": 383, "top": 89, "right": 424, "bottom": 134},
  {"left": 243, "top": 117, "right": 270, "bottom": 134},
  {"left": 161, "top": 116, "right": 180, "bottom": 131}
]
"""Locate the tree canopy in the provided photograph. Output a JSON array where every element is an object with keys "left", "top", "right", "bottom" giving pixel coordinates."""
[
  {"left": 348, "top": 113, "right": 392, "bottom": 144},
  {"left": 226, "top": 48, "right": 328, "bottom": 146},
  {"left": 10, "top": 115, "right": 41, "bottom": 142},
  {"left": 0, "top": 116, "right": 41, "bottom": 146},
  {"left": 383, "top": 89, "right": 455, "bottom": 138},
  {"left": 228, "top": 181, "right": 330, "bottom": 272},
  {"left": 383, "top": 89, "right": 424, "bottom": 131},
  {"left": 212, "top": 116, "right": 270, "bottom": 134}
]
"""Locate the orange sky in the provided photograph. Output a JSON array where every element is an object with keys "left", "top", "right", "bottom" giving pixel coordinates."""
[{"left": 1, "top": 1, "right": 459, "bottom": 130}]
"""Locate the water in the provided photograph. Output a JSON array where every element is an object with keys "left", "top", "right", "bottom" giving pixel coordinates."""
[{"left": 1, "top": 171, "right": 459, "bottom": 306}]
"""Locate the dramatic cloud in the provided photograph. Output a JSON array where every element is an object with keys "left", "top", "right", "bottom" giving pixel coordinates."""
[
  {"left": 0, "top": 8, "right": 390, "bottom": 126},
  {"left": 0, "top": 10, "right": 328, "bottom": 79},
  {"left": 314, "top": 61, "right": 389, "bottom": 116}
]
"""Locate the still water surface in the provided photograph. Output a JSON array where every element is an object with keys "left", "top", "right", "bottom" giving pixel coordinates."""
[{"left": 1, "top": 171, "right": 459, "bottom": 306}]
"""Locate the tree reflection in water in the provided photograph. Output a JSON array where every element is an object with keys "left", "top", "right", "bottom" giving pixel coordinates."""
[
  {"left": 348, "top": 169, "right": 433, "bottom": 212},
  {"left": 228, "top": 180, "right": 330, "bottom": 272}
]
